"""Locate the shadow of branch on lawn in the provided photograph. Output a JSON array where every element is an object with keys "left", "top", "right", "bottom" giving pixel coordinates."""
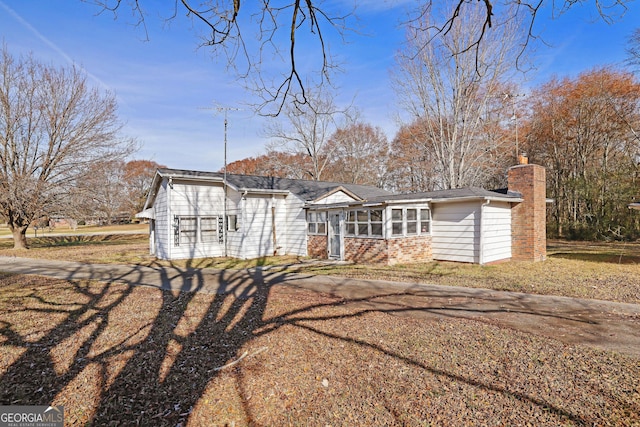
[
  {"left": 0, "top": 261, "right": 629, "bottom": 425},
  {"left": 0, "top": 262, "right": 276, "bottom": 425}
]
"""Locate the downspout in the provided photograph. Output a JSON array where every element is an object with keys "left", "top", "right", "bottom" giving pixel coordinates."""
[
  {"left": 271, "top": 195, "right": 277, "bottom": 256},
  {"left": 241, "top": 190, "right": 248, "bottom": 259},
  {"left": 479, "top": 199, "right": 490, "bottom": 265},
  {"left": 167, "top": 177, "right": 173, "bottom": 259}
]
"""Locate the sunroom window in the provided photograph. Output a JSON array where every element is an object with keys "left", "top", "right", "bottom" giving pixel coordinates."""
[
  {"left": 307, "top": 211, "right": 327, "bottom": 235},
  {"left": 346, "top": 209, "right": 383, "bottom": 237},
  {"left": 391, "top": 208, "right": 430, "bottom": 237}
]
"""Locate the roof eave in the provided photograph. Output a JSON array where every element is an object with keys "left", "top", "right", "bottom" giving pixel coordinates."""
[
  {"left": 142, "top": 170, "right": 163, "bottom": 211},
  {"left": 240, "top": 188, "right": 290, "bottom": 195},
  {"left": 430, "top": 195, "right": 523, "bottom": 204}
]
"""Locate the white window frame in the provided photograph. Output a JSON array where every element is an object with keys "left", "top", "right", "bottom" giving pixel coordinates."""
[
  {"left": 176, "top": 216, "right": 197, "bottom": 245},
  {"left": 390, "top": 207, "right": 430, "bottom": 237},
  {"left": 345, "top": 208, "right": 384, "bottom": 238},
  {"left": 174, "top": 215, "right": 228, "bottom": 246},
  {"left": 201, "top": 216, "right": 219, "bottom": 242},
  {"left": 307, "top": 211, "right": 327, "bottom": 235}
]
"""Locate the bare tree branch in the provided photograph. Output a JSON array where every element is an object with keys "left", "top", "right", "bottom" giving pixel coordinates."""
[{"left": 83, "top": 0, "right": 352, "bottom": 116}]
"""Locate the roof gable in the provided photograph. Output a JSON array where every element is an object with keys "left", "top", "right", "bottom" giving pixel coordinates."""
[{"left": 310, "top": 186, "right": 362, "bottom": 204}]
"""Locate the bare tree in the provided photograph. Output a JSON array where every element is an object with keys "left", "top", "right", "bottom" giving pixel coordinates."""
[
  {"left": 123, "top": 159, "right": 165, "bottom": 215},
  {"left": 387, "top": 120, "right": 444, "bottom": 193},
  {"left": 0, "top": 47, "right": 135, "bottom": 249},
  {"left": 71, "top": 160, "right": 129, "bottom": 224},
  {"left": 264, "top": 87, "right": 348, "bottom": 181},
  {"left": 419, "top": 0, "right": 631, "bottom": 67},
  {"left": 393, "top": 1, "right": 524, "bottom": 189},
  {"left": 323, "top": 121, "right": 389, "bottom": 187},
  {"left": 627, "top": 27, "right": 640, "bottom": 72}
]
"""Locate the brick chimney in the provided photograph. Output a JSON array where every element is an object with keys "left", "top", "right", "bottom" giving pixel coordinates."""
[{"left": 508, "top": 161, "right": 546, "bottom": 262}]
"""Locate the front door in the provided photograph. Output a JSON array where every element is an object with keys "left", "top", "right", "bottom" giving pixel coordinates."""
[{"left": 328, "top": 212, "right": 342, "bottom": 260}]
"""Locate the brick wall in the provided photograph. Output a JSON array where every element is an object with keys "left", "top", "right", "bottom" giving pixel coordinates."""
[
  {"left": 307, "top": 235, "right": 328, "bottom": 259},
  {"left": 388, "top": 235, "right": 433, "bottom": 265},
  {"left": 343, "top": 236, "right": 433, "bottom": 265},
  {"left": 508, "top": 164, "right": 546, "bottom": 262},
  {"left": 344, "top": 238, "right": 389, "bottom": 264}
]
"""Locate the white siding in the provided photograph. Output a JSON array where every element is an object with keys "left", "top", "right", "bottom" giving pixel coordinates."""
[
  {"left": 481, "top": 202, "right": 512, "bottom": 264},
  {"left": 166, "top": 180, "right": 226, "bottom": 260},
  {"left": 240, "top": 195, "right": 278, "bottom": 259},
  {"left": 154, "top": 182, "right": 170, "bottom": 259},
  {"left": 313, "top": 191, "right": 356, "bottom": 205},
  {"left": 431, "top": 201, "right": 480, "bottom": 263},
  {"left": 152, "top": 177, "right": 309, "bottom": 260},
  {"left": 283, "top": 194, "right": 308, "bottom": 256},
  {"left": 231, "top": 193, "right": 307, "bottom": 259},
  {"left": 225, "top": 190, "right": 245, "bottom": 258}
]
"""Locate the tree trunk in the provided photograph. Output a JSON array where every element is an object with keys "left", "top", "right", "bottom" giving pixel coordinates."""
[{"left": 11, "top": 226, "right": 29, "bottom": 250}]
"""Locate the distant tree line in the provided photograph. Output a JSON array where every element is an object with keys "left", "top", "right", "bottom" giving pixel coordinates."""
[
  {"left": 65, "top": 159, "right": 164, "bottom": 226},
  {"left": 228, "top": 67, "right": 640, "bottom": 241}
]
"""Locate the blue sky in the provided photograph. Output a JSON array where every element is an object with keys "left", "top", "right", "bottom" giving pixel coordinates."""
[{"left": 1, "top": 0, "right": 638, "bottom": 172}]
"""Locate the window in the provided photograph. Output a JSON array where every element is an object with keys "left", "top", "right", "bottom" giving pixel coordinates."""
[
  {"left": 391, "top": 208, "right": 430, "bottom": 237},
  {"left": 420, "top": 209, "right": 431, "bottom": 233},
  {"left": 227, "top": 215, "right": 239, "bottom": 232},
  {"left": 370, "top": 209, "right": 383, "bottom": 236},
  {"left": 392, "top": 209, "right": 403, "bottom": 236},
  {"left": 307, "top": 211, "right": 327, "bottom": 235},
  {"left": 346, "top": 210, "right": 355, "bottom": 235},
  {"left": 201, "top": 217, "right": 218, "bottom": 242},
  {"left": 174, "top": 215, "right": 227, "bottom": 246},
  {"left": 345, "top": 209, "right": 383, "bottom": 237},
  {"left": 178, "top": 216, "right": 197, "bottom": 245},
  {"left": 406, "top": 209, "right": 417, "bottom": 235},
  {"left": 357, "top": 210, "right": 369, "bottom": 235}
]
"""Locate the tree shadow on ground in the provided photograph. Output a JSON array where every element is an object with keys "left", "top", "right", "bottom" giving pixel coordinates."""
[{"left": 0, "top": 261, "right": 631, "bottom": 425}]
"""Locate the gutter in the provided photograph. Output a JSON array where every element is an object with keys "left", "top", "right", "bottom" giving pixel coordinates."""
[
  {"left": 430, "top": 195, "right": 523, "bottom": 204},
  {"left": 239, "top": 188, "right": 290, "bottom": 196}
]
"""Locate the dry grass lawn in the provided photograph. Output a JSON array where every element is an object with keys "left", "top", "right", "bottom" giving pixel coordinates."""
[
  {"left": 0, "top": 234, "right": 639, "bottom": 425},
  {"left": 2, "top": 235, "right": 638, "bottom": 304}
]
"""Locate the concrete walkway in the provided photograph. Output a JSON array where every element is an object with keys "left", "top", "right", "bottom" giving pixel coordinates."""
[{"left": 0, "top": 256, "right": 638, "bottom": 357}]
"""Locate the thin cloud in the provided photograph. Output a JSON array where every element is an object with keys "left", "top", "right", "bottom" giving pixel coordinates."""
[{"left": 0, "top": 0, "right": 112, "bottom": 91}]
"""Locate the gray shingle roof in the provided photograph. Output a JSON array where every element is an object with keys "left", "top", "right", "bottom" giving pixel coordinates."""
[
  {"left": 156, "top": 168, "right": 392, "bottom": 202},
  {"left": 367, "top": 187, "right": 522, "bottom": 203},
  {"left": 151, "top": 169, "right": 521, "bottom": 209}
]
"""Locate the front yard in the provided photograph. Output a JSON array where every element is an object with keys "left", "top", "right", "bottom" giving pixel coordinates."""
[{"left": 0, "top": 234, "right": 638, "bottom": 425}]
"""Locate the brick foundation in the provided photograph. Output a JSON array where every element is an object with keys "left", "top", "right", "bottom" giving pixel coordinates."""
[
  {"left": 508, "top": 164, "right": 546, "bottom": 262},
  {"left": 345, "top": 238, "right": 389, "bottom": 264},
  {"left": 307, "top": 235, "right": 328, "bottom": 259},
  {"left": 343, "top": 236, "right": 433, "bottom": 265},
  {"left": 388, "top": 235, "right": 433, "bottom": 265}
]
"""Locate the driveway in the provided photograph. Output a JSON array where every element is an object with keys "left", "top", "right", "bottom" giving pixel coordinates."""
[{"left": 0, "top": 256, "right": 638, "bottom": 357}]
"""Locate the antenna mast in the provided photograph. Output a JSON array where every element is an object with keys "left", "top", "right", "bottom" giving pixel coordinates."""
[{"left": 200, "top": 104, "right": 242, "bottom": 257}]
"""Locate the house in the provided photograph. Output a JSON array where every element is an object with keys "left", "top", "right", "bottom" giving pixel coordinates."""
[{"left": 138, "top": 163, "right": 546, "bottom": 265}]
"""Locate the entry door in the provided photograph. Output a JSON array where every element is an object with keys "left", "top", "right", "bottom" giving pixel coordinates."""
[{"left": 329, "top": 213, "right": 342, "bottom": 259}]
